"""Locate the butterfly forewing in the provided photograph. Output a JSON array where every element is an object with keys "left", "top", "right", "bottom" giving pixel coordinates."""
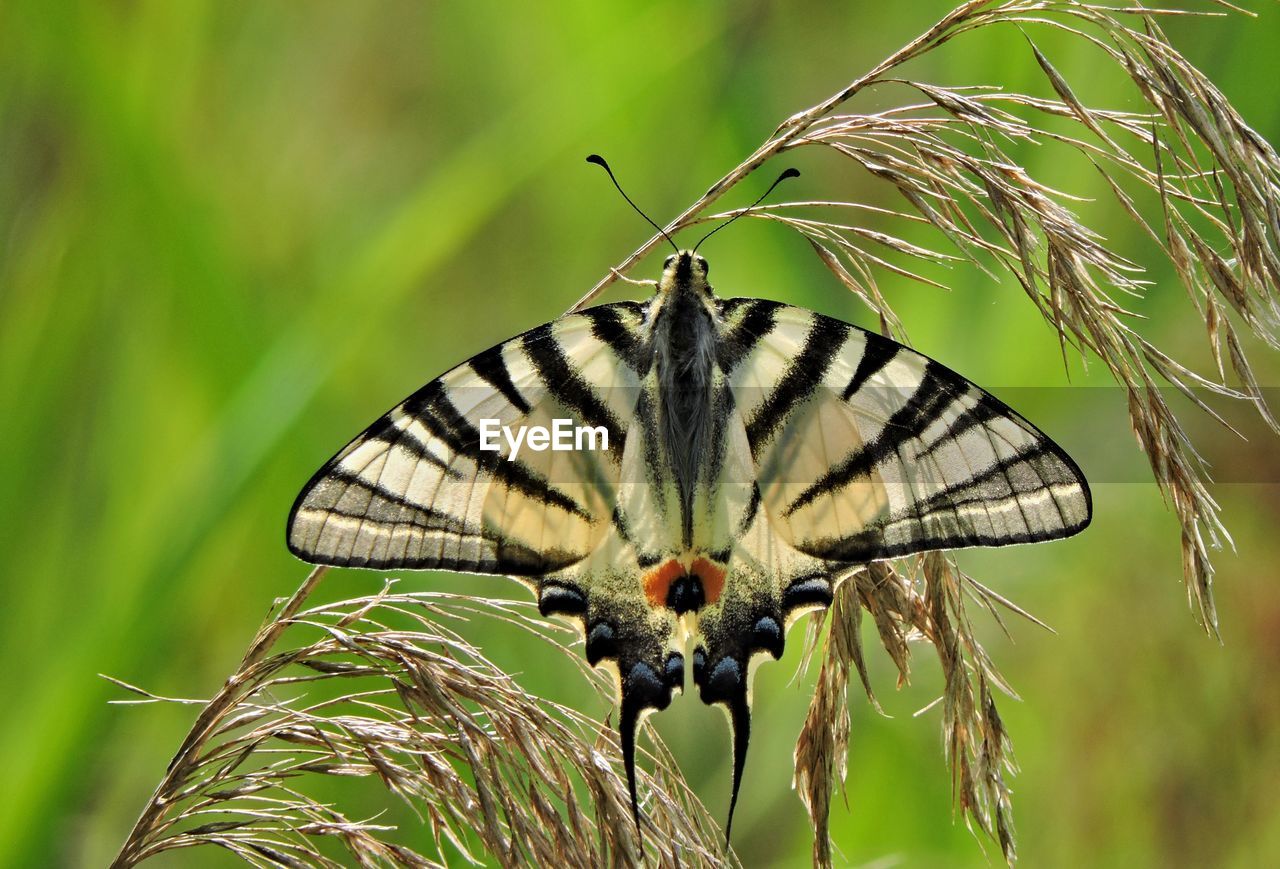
[
  {"left": 723, "top": 301, "right": 1091, "bottom": 563},
  {"left": 287, "top": 304, "right": 648, "bottom": 573}
]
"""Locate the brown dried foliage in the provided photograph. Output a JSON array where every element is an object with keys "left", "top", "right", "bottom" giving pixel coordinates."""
[
  {"left": 794, "top": 557, "right": 1035, "bottom": 865},
  {"left": 112, "top": 569, "right": 731, "bottom": 868}
]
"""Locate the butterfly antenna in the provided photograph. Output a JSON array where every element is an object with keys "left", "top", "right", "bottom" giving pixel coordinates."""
[
  {"left": 724, "top": 693, "right": 752, "bottom": 847},
  {"left": 587, "top": 154, "right": 679, "bottom": 254},
  {"left": 693, "top": 167, "right": 800, "bottom": 254}
]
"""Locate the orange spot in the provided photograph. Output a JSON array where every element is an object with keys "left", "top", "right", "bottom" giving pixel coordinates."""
[
  {"left": 643, "top": 560, "right": 685, "bottom": 608},
  {"left": 691, "top": 558, "right": 726, "bottom": 605}
]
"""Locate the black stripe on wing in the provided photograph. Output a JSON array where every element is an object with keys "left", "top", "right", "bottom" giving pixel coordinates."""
[
  {"left": 746, "top": 314, "right": 849, "bottom": 452},
  {"left": 521, "top": 323, "right": 626, "bottom": 457},
  {"left": 635, "top": 387, "right": 666, "bottom": 488},
  {"left": 813, "top": 512, "right": 1086, "bottom": 564},
  {"left": 914, "top": 391, "right": 1005, "bottom": 461},
  {"left": 737, "top": 483, "right": 762, "bottom": 537},
  {"left": 579, "top": 303, "right": 651, "bottom": 375},
  {"left": 404, "top": 380, "right": 593, "bottom": 519},
  {"left": 289, "top": 473, "right": 585, "bottom": 574},
  {"left": 316, "top": 467, "right": 487, "bottom": 537},
  {"left": 716, "top": 298, "right": 782, "bottom": 373},
  {"left": 469, "top": 344, "right": 532, "bottom": 414},
  {"left": 902, "top": 441, "right": 1076, "bottom": 524},
  {"left": 842, "top": 329, "right": 898, "bottom": 400},
  {"left": 362, "top": 418, "right": 463, "bottom": 479},
  {"left": 785, "top": 361, "right": 959, "bottom": 516}
]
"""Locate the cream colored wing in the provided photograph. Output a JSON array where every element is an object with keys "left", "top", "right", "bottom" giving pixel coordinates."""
[
  {"left": 718, "top": 299, "right": 1091, "bottom": 562},
  {"left": 287, "top": 303, "right": 649, "bottom": 573}
]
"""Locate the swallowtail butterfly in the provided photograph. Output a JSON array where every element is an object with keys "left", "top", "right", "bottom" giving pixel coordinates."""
[{"left": 287, "top": 169, "right": 1091, "bottom": 842}]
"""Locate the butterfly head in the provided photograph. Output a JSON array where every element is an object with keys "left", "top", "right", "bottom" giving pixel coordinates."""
[{"left": 659, "top": 250, "right": 714, "bottom": 301}]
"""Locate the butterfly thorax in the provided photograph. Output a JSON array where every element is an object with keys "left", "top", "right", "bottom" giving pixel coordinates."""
[{"left": 652, "top": 252, "right": 719, "bottom": 545}]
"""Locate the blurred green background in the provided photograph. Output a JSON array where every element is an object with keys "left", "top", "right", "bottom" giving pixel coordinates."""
[{"left": 3, "top": 1, "right": 1279, "bottom": 866}]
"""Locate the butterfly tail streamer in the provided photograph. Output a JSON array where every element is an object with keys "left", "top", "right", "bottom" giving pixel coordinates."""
[
  {"left": 725, "top": 691, "right": 752, "bottom": 847},
  {"left": 617, "top": 653, "right": 684, "bottom": 846},
  {"left": 618, "top": 691, "right": 645, "bottom": 842}
]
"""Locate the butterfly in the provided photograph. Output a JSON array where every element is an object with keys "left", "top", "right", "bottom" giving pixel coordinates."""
[{"left": 287, "top": 167, "right": 1091, "bottom": 844}]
